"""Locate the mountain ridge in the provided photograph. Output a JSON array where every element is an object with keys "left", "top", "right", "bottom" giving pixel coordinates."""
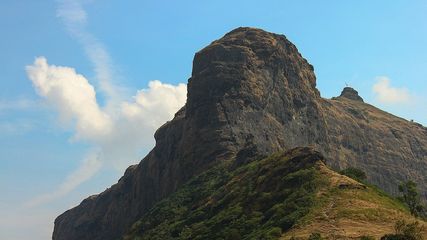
[
  {"left": 123, "top": 147, "right": 426, "bottom": 239},
  {"left": 53, "top": 27, "right": 427, "bottom": 240}
]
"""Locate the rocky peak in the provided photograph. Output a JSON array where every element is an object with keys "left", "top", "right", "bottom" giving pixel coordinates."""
[
  {"left": 53, "top": 27, "right": 427, "bottom": 240},
  {"left": 337, "top": 87, "right": 364, "bottom": 102},
  {"left": 179, "top": 27, "right": 327, "bottom": 165},
  {"left": 187, "top": 27, "right": 320, "bottom": 116}
]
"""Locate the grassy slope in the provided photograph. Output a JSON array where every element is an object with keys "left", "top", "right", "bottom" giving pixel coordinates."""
[
  {"left": 282, "top": 164, "right": 427, "bottom": 239},
  {"left": 123, "top": 147, "right": 426, "bottom": 240}
]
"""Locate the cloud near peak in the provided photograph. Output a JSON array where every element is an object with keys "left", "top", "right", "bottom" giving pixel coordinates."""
[
  {"left": 372, "top": 76, "right": 412, "bottom": 105},
  {"left": 26, "top": 57, "right": 112, "bottom": 141},
  {"left": 25, "top": 57, "right": 187, "bottom": 206}
]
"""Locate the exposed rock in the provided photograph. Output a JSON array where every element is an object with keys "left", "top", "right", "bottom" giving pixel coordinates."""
[
  {"left": 53, "top": 27, "right": 427, "bottom": 240},
  {"left": 334, "top": 87, "right": 364, "bottom": 102}
]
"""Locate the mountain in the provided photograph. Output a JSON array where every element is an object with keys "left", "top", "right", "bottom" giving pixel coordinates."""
[
  {"left": 53, "top": 27, "right": 427, "bottom": 240},
  {"left": 123, "top": 147, "right": 426, "bottom": 239}
]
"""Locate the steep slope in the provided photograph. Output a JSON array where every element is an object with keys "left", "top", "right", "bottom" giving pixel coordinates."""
[
  {"left": 322, "top": 89, "right": 427, "bottom": 196},
  {"left": 123, "top": 147, "right": 426, "bottom": 240},
  {"left": 282, "top": 159, "right": 426, "bottom": 239},
  {"left": 53, "top": 27, "right": 427, "bottom": 240}
]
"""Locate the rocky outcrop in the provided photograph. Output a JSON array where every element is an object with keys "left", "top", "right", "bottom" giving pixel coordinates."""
[
  {"left": 53, "top": 27, "right": 427, "bottom": 240},
  {"left": 334, "top": 86, "right": 364, "bottom": 102}
]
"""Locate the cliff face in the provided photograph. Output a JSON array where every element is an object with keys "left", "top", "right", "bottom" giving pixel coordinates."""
[
  {"left": 53, "top": 27, "right": 427, "bottom": 240},
  {"left": 322, "top": 93, "right": 427, "bottom": 196}
]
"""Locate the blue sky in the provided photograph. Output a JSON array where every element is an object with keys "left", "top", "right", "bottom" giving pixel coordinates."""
[{"left": 1, "top": 1, "right": 427, "bottom": 239}]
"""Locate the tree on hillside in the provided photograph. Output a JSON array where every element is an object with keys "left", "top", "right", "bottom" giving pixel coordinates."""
[
  {"left": 308, "top": 233, "right": 324, "bottom": 240},
  {"left": 398, "top": 180, "right": 424, "bottom": 217},
  {"left": 381, "top": 220, "right": 424, "bottom": 240},
  {"left": 339, "top": 167, "right": 367, "bottom": 182}
]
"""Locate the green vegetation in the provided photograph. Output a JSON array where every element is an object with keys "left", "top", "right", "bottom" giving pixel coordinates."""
[
  {"left": 381, "top": 220, "right": 425, "bottom": 240},
  {"left": 307, "top": 233, "right": 323, "bottom": 240},
  {"left": 280, "top": 165, "right": 417, "bottom": 239},
  {"left": 124, "top": 149, "right": 328, "bottom": 240},
  {"left": 123, "top": 149, "right": 426, "bottom": 240},
  {"left": 339, "top": 167, "right": 367, "bottom": 182},
  {"left": 398, "top": 180, "right": 425, "bottom": 217}
]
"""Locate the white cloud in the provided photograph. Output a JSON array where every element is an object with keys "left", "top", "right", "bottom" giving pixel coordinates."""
[
  {"left": 57, "top": 0, "right": 119, "bottom": 102},
  {"left": 25, "top": 57, "right": 187, "bottom": 206},
  {"left": 101, "top": 80, "right": 187, "bottom": 171},
  {"left": 373, "top": 76, "right": 412, "bottom": 104},
  {"left": 122, "top": 80, "right": 187, "bottom": 128},
  {"left": 26, "top": 57, "right": 112, "bottom": 141},
  {"left": 56, "top": 0, "right": 87, "bottom": 26},
  {"left": 21, "top": 2, "right": 187, "bottom": 237}
]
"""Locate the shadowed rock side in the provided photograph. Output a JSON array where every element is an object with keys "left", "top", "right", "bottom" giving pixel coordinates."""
[{"left": 53, "top": 27, "right": 427, "bottom": 240}]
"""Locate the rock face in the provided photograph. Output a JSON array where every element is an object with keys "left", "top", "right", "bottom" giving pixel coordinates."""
[
  {"left": 335, "top": 86, "right": 364, "bottom": 102},
  {"left": 53, "top": 27, "right": 427, "bottom": 240}
]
